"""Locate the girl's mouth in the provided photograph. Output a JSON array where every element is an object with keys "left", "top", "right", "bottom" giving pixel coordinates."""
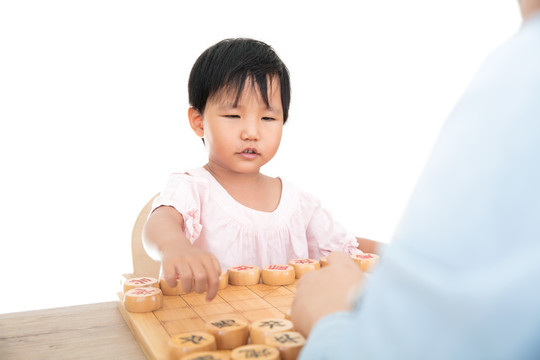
[
  {"left": 241, "top": 148, "right": 258, "bottom": 154},
  {"left": 238, "top": 148, "right": 259, "bottom": 159}
]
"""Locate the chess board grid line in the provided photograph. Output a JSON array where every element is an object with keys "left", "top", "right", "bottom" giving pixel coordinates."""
[{"left": 117, "top": 281, "right": 297, "bottom": 360}]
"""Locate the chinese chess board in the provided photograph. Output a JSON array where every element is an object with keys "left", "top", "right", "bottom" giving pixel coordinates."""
[{"left": 116, "top": 279, "right": 298, "bottom": 360}]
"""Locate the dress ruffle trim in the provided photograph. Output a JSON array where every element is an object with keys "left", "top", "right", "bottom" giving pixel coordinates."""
[{"left": 183, "top": 208, "right": 202, "bottom": 242}]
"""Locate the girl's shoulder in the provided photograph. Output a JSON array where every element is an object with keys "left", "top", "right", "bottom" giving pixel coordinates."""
[
  {"left": 279, "top": 177, "right": 322, "bottom": 211},
  {"left": 152, "top": 168, "right": 212, "bottom": 216},
  {"left": 158, "top": 167, "right": 211, "bottom": 197},
  {"left": 167, "top": 167, "right": 211, "bottom": 183}
]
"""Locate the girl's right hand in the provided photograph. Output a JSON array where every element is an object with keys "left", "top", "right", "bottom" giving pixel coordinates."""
[{"left": 161, "top": 241, "right": 222, "bottom": 301}]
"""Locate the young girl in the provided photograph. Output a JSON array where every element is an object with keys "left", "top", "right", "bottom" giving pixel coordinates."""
[{"left": 143, "top": 38, "right": 377, "bottom": 301}]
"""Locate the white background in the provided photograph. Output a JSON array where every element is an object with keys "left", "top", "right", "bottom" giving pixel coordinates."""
[{"left": 0, "top": 1, "right": 521, "bottom": 314}]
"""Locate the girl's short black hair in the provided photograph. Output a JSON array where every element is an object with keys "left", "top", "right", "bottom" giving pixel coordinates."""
[{"left": 188, "top": 38, "right": 291, "bottom": 123}]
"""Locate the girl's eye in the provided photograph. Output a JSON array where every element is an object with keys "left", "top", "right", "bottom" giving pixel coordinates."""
[
  {"left": 262, "top": 117, "right": 276, "bottom": 121},
  {"left": 224, "top": 115, "right": 240, "bottom": 119}
]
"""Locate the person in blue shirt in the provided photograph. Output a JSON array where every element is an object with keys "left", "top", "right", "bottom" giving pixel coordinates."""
[{"left": 291, "top": 1, "right": 540, "bottom": 359}]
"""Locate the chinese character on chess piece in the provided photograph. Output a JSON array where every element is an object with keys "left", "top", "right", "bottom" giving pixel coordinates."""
[
  {"left": 266, "top": 331, "right": 306, "bottom": 360},
  {"left": 351, "top": 253, "right": 380, "bottom": 272},
  {"left": 205, "top": 318, "right": 249, "bottom": 350},
  {"left": 228, "top": 265, "right": 261, "bottom": 286},
  {"left": 123, "top": 287, "right": 162, "bottom": 313},
  {"left": 169, "top": 331, "right": 217, "bottom": 359},
  {"left": 288, "top": 258, "right": 320, "bottom": 278},
  {"left": 261, "top": 265, "right": 295, "bottom": 286},
  {"left": 231, "top": 344, "right": 280, "bottom": 360},
  {"left": 123, "top": 276, "right": 159, "bottom": 293},
  {"left": 249, "top": 318, "right": 294, "bottom": 344}
]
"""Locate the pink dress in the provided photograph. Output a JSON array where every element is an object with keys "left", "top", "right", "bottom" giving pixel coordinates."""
[{"left": 152, "top": 167, "right": 361, "bottom": 270}]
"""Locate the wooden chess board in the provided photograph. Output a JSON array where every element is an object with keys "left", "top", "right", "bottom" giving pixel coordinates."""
[{"left": 116, "top": 280, "right": 297, "bottom": 360}]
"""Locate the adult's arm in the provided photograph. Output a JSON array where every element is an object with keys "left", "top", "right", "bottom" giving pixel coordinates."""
[{"left": 294, "top": 15, "right": 540, "bottom": 359}]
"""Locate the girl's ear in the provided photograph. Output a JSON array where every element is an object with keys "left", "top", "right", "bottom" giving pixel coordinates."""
[{"left": 188, "top": 107, "right": 204, "bottom": 137}]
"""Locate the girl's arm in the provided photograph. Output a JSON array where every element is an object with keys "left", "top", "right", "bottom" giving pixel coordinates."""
[
  {"left": 143, "top": 206, "right": 221, "bottom": 301},
  {"left": 356, "top": 237, "right": 381, "bottom": 254}
]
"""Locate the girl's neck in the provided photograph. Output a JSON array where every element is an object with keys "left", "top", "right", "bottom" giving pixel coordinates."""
[
  {"left": 203, "top": 163, "right": 264, "bottom": 191},
  {"left": 203, "top": 163, "right": 282, "bottom": 212}
]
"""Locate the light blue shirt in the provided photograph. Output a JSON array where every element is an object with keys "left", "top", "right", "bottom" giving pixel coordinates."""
[{"left": 300, "top": 13, "right": 540, "bottom": 360}]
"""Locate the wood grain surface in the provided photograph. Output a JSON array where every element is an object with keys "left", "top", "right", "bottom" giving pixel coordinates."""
[{"left": 0, "top": 302, "right": 146, "bottom": 360}]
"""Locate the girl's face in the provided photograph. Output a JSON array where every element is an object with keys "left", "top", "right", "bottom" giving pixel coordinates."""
[{"left": 190, "top": 77, "right": 284, "bottom": 175}]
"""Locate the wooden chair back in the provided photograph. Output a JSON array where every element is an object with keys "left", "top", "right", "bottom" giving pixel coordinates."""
[{"left": 130, "top": 193, "right": 161, "bottom": 279}]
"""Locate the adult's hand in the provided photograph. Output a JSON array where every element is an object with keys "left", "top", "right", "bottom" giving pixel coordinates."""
[{"left": 291, "top": 252, "right": 364, "bottom": 337}]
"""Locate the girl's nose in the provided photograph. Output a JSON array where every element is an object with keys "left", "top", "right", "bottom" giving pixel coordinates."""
[{"left": 241, "top": 118, "right": 260, "bottom": 140}]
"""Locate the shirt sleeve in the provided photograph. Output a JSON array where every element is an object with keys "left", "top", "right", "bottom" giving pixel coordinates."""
[
  {"left": 151, "top": 173, "right": 209, "bottom": 243},
  {"left": 304, "top": 194, "right": 362, "bottom": 259}
]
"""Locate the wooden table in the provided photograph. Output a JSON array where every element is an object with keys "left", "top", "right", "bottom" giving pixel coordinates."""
[{"left": 0, "top": 302, "right": 146, "bottom": 360}]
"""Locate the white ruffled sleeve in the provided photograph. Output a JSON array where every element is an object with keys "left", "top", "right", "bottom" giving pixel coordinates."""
[
  {"left": 151, "top": 173, "right": 209, "bottom": 243},
  {"left": 304, "top": 195, "right": 362, "bottom": 259}
]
